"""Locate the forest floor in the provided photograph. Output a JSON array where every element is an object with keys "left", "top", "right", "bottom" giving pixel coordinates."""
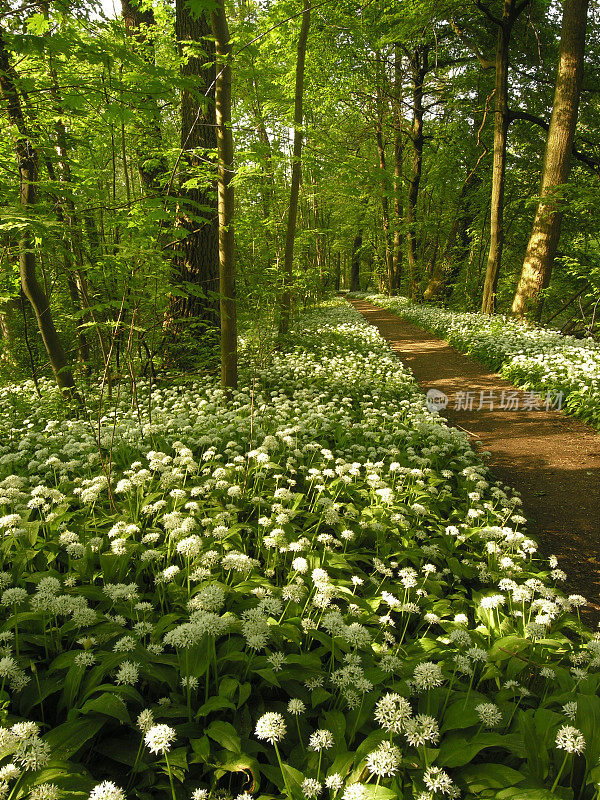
[{"left": 347, "top": 296, "right": 600, "bottom": 625}]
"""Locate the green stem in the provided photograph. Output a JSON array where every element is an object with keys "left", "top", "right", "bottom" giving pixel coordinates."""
[
  {"left": 296, "top": 716, "right": 305, "bottom": 752},
  {"left": 13, "top": 604, "right": 19, "bottom": 657},
  {"left": 7, "top": 773, "right": 23, "bottom": 800},
  {"left": 164, "top": 750, "right": 177, "bottom": 800},
  {"left": 127, "top": 739, "right": 145, "bottom": 790},
  {"left": 373, "top": 775, "right": 381, "bottom": 800},
  {"left": 274, "top": 742, "right": 293, "bottom": 798},
  {"left": 551, "top": 752, "right": 569, "bottom": 793}
]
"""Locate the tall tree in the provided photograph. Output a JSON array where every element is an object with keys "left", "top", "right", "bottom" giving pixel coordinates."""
[
  {"left": 210, "top": 0, "right": 237, "bottom": 389},
  {"left": 392, "top": 43, "right": 404, "bottom": 295},
  {"left": 350, "top": 230, "right": 362, "bottom": 291},
  {"left": 165, "top": 0, "right": 219, "bottom": 351},
  {"left": 278, "top": 0, "right": 310, "bottom": 337},
  {"left": 374, "top": 51, "right": 394, "bottom": 295},
  {"left": 511, "top": 0, "right": 588, "bottom": 320},
  {"left": 480, "top": 0, "right": 530, "bottom": 314},
  {"left": 405, "top": 44, "right": 428, "bottom": 300}
]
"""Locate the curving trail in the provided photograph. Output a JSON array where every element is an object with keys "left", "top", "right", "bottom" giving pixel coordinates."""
[{"left": 347, "top": 297, "right": 600, "bottom": 621}]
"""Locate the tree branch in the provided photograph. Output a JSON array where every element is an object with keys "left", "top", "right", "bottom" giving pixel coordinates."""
[
  {"left": 514, "top": 0, "right": 532, "bottom": 20},
  {"left": 474, "top": 0, "right": 502, "bottom": 27},
  {"left": 509, "top": 108, "right": 600, "bottom": 175},
  {"left": 450, "top": 18, "right": 494, "bottom": 69}
]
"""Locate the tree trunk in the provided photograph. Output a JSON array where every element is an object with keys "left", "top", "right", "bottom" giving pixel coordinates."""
[
  {"left": 350, "top": 231, "right": 362, "bottom": 291},
  {"left": 480, "top": 0, "right": 530, "bottom": 313},
  {"left": 511, "top": 0, "right": 588, "bottom": 320},
  {"left": 375, "top": 122, "right": 394, "bottom": 295},
  {"left": 278, "top": 0, "right": 311, "bottom": 337},
  {"left": 0, "top": 27, "right": 77, "bottom": 396},
  {"left": 210, "top": 0, "right": 237, "bottom": 390},
  {"left": 406, "top": 46, "right": 427, "bottom": 299},
  {"left": 166, "top": 0, "right": 219, "bottom": 344},
  {"left": 392, "top": 43, "right": 404, "bottom": 295}
]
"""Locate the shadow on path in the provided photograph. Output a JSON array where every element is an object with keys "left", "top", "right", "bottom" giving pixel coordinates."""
[{"left": 348, "top": 297, "right": 600, "bottom": 621}]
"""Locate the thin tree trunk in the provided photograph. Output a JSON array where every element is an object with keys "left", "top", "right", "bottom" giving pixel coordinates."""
[
  {"left": 511, "top": 0, "right": 588, "bottom": 320},
  {"left": 210, "top": 0, "right": 237, "bottom": 390},
  {"left": 406, "top": 46, "right": 427, "bottom": 299},
  {"left": 278, "top": 0, "right": 310, "bottom": 337},
  {"left": 0, "top": 27, "right": 77, "bottom": 397},
  {"left": 375, "top": 122, "right": 394, "bottom": 295},
  {"left": 350, "top": 231, "right": 362, "bottom": 291},
  {"left": 480, "top": 0, "right": 530, "bottom": 313}
]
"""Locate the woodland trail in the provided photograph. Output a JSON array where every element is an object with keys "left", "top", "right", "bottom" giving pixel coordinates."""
[{"left": 347, "top": 297, "right": 600, "bottom": 623}]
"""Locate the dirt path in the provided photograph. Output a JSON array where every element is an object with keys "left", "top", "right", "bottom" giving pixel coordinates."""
[{"left": 348, "top": 297, "right": 600, "bottom": 621}]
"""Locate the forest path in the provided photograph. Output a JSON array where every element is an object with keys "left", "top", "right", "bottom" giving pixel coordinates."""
[{"left": 347, "top": 297, "right": 600, "bottom": 621}]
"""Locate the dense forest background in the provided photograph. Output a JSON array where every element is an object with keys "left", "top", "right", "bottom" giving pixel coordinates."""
[{"left": 1, "top": 0, "right": 599, "bottom": 392}]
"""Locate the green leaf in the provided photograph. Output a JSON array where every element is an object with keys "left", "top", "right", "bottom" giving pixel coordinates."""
[
  {"left": 322, "top": 710, "right": 346, "bottom": 748},
  {"left": 215, "top": 753, "right": 261, "bottom": 793},
  {"left": 43, "top": 718, "right": 105, "bottom": 760},
  {"left": 496, "top": 790, "right": 571, "bottom": 800},
  {"left": 440, "top": 701, "right": 479, "bottom": 733},
  {"left": 519, "top": 709, "right": 548, "bottom": 780},
  {"left": 16, "top": 762, "right": 95, "bottom": 797},
  {"left": 205, "top": 720, "right": 241, "bottom": 753},
  {"left": 360, "top": 788, "right": 397, "bottom": 800},
  {"left": 81, "top": 692, "right": 131, "bottom": 724},
  {"left": 219, "top": 676, "right": 239, "bottom": 700},
  {"left": 328, "top": 751, "right": 355, "bottom": 780},
  {"left": 436, "top": 732, "right": 525, "bottom": 767},
  {"left": 280, "top": 763, "right": 305, "bottom": 800},
  {"left": 575, "top": 694, "right": 600, "bottom": 771},
  {"left": 196, "top": 695, "right": 237, "bottom": 718},
  {"left": 238, "top": 681, "right": 251, "bottom": 708},
  {"left": 60, "top": 664, "right": 86, "bottom": 710},
  {"left": 311, "top": 687, "right": 331, "bottom": 708},
  {"left": 191, "top": 735, "right": 211, "bottom": 761},
  {"left": 95, "top": 735, "right": 143, "bottom": 767},
  {"left": 458, "top": 763, "right": 527, "bottom": 791},
  {"left": 254, "top": 668, "right": 281, "bottom": 686}
]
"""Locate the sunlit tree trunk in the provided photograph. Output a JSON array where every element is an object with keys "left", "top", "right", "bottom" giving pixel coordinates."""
[
  {"left": 511, "top": 0, "right": 588, "bottom": 320},
  {"left": 375, "top": 121, "right": 394, "bottom": 295},
  {"left": 480, "top": 0, "right": 530, "bottom": 314},
  {"left": 210, "top": 0, "right": 237, "bottom": 390},
  {"left": 278, "top": 0, "right": 310, "bottom": 337}
]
